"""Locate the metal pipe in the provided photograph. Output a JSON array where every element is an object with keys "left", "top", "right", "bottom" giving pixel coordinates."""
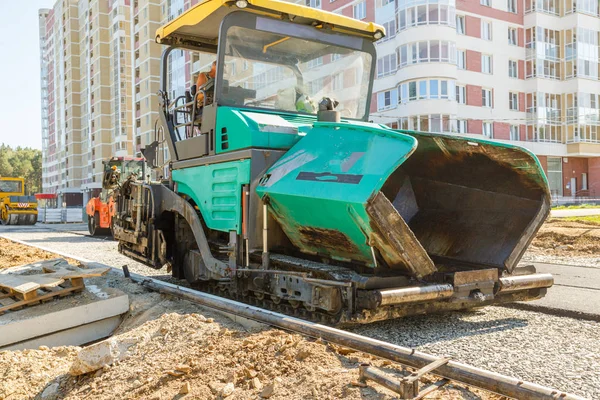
[
  {"left": 359, "top": 365, "right": 406, "bottom": 395},
  {"left": 128, "top": 273, "right": 584, "bottom": 400},
  {"left": 133, "top": 185, "right": 143, "bottom": 238},
  {"left": 262, "top": 203, "right": 270, "bottom": 269},
  {"left": 499, "top": 273, "right": 554, "bottom": 293},
  {"left": 378, "top": 284, "right": 454, "bottom": 306}
]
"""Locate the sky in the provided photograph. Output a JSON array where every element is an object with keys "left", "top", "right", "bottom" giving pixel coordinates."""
[{"left": 0, "top": 0, "right": 56, "bottom": 150}]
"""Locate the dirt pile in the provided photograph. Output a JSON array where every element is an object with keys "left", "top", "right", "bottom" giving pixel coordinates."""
[
  {"left": 0, "top": 237, "right": 68, "bottom": 269},
  {"left": 0, "top": 312, "right": 503, "bottom": 400},
  {"left": 529, "top": 218, "right": 600, "bottom": 256}
]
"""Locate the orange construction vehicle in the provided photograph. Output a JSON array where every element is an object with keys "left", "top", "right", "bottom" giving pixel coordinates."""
[{"left": 86, "top": 157, "right": 145, "bottom": 236}]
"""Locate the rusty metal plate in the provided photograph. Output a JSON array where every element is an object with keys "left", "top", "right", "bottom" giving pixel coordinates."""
[{"left": 453, "top": 269, "right": 498, "bottom": 286}]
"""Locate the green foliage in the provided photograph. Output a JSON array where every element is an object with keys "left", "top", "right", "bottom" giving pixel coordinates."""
[
  {"left": 0, "top": 144, "right": 42, "bottom": 194},
  {"left": 560, "top": 215, "right": 600, "bottom": 225}
]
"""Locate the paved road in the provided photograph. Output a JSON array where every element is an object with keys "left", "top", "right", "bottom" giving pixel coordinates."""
[
  {"left": 520, "top": 262, "right": 600, "bottom": 319},
  {"left": 1, "top": 223, "right": 599, "bottom": 320},
  {"left": 551, "top": 208, "right": 600, "bottom": 217}
]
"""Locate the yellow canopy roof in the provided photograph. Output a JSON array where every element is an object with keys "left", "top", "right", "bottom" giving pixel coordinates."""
[{"left": 155, "top": 0, "right": 385, "bottom": 48}]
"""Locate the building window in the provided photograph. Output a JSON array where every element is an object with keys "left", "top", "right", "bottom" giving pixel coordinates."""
[
  {"left": 457, "top": 119, "right": 467, "bottom": 133},
  {"left": 510, "top": 125, "right": 519, "bottom": 140},
  {"left": 399, "top": 78, "right": 456, "bottom": 103},
  {"left": 456, "top": 85, "right": 466, "bottom": 104},
  {"left": 377, "top": 53, "right": 397, "bottom": 78},
  {"left": 307, "top": 57, "right": 323, "bottom": 69},
  {"left": 509, "top": 92, "right": 518, "bottom": 110},
  {"left": 508, "top": 60, "right": 518, "bottom": 78},
  {"left": 457, "top": 49, "right": 466, "bottom": 69},
  {"left": 307, "top": 0, "right": 321, "bottom": 8},
  {"left": 481, "top": 21, "right": 492, "bottom": 40},
  {"left": 377, "top": 88, "right": 398, "bottom": 111},
  {"left": 481, "top": 0, "right": 490, "bottom": 5},
  {"left": 408, "top": 114, "right": 454, "bottom": 132},
  {"left": 353, "top": 1, "right": 367, "bottom": 19},
  {"left": 481, "top": 54, "right": 492, "bottom": 74},
  {"left": 398, "top": 1, "right": 457, "bottom": 31},
  {"left": 508, "top": 27, "right": 517, "bottom": 45},
  {"left": 508, "top": 0, "right": 517, "bottom": 12},
  {"left": 379, "top": 20, "right": 397, "bottom": 41},
  {"left": 398, "top": 40, "right": 456, "bottom": 67},
  {"left": 332, "top": 73, "right": 343, "bottom": 91},
  {"left": 546, "top": 157, "right": 563, "bottom": 196},
  {"left": 456, "top": 15, "right": 465, "bottom": 34},
  {"left": 483, "top": 122, "right": 493, "bottom": 137},
  {"left": 482, "top": 88, "right": 492, "bottom": 107},
  {"left": 582, "top": 173, "right": 588, "bottom": 190}
]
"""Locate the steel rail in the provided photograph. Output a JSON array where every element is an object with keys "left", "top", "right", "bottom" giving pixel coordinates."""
[
  {"left": 0, "top": 235, "right": 587, "bottom": 400},
  {"left": 129, "top": 274, "right": 585, "bottom": 400}
]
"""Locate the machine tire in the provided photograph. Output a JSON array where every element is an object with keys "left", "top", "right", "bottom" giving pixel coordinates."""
[
  {"left": 109, "top": 217, "right": 115, "bottom": 239},
  {"left": 1, "top": 206, "right": 9, "bottom": 225},
  {"left": 88, "top": 214, "right": 97, "bottom": 236},
  {"left": 88, "top": 212, "right": 110, "bottom": 236}
]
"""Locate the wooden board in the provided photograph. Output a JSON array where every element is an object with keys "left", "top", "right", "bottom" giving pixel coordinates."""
[
  {"left": 0, "top": 281, "right": 84, "bottom": 315},
  {"left": 0, "top": 274, "right": 65, "bottom": 294},
  {"left": 42, "top": 266, "right": 110, "bottom": 279}
]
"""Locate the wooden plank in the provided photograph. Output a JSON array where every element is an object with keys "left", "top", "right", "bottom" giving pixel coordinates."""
[
  {"left": 0, "top": 273, "right": 65, "bottom": 294},
  {"left": 0, "top": 285, "right": 82, "bottom": 314},
  {"left": 414, "top": 379, "right": 450, "bottom": 400},
  {"left": 0, "top": 275, "right": 40, "bottom": 295},
  {"left": 0, "top": 297, "right": 16, "bottom": 307},
  {"left": 44, "top": 267, "right": 110, "bottom": 279}
]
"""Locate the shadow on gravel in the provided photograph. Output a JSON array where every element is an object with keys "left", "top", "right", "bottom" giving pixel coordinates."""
[{"left": 349, "top": 310, "right": 528, "bottom": 347}]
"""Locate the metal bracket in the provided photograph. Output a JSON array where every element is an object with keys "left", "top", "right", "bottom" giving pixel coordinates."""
[{"left": 359, "top": 358, "right": 451, "bottom": 399}]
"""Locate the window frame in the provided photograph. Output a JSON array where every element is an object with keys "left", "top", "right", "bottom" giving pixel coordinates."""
[
  {"left": 482, "top": 121, "right": 493, "bottom": 138},
  {"left": 482, "top": 88, "right": 493, "bottom": 107},
  {"left": 508, "top": 27, "right": 517, "bottom": 45},
  {"left": 481, "top": 20, "right": 492, "bottom": 41},
  {"left": 456, "top": 15, "right": 465, "bottom": 34},
  {"left": 481, "top": 54, "right": 492, "bottom": 74},
  {"left": 509, "top": 92, "right": 518, "bottom": 110},
  {"left": 508, "top": 59, "right": 518, "bottom": 78},
  {"left": 353, "top": 1, "right": 367, "bottom": 19}
]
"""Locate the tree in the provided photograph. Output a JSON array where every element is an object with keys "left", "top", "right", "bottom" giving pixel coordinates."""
[{"left": 0, "top": 144, "right": 42, "bottom": 194}]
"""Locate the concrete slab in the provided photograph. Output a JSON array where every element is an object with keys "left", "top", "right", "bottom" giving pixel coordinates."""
[
  {"left": 0, "top": 264, "right": 129, "bottom": 349},
  {"left": 1, "top": 316, "right": 122, "bottom": 351}
]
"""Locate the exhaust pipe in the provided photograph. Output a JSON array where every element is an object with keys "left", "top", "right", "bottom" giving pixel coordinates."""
[
  {"left": 378, "top": 284, "right": 454, "bottom": 306},
  {"left": 370, "top": 273, "right": 554, "bottom": 307},
  {"left": 498, "top": 273, "right": 554, "bottom": 293}
]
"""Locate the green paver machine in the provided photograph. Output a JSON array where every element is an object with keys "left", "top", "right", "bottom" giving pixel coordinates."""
[{"left": 113, "top": 0, "right": 553, "bottom": 324}]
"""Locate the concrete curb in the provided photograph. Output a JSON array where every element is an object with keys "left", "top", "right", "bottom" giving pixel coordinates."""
[{"left": 0, "top": 235, "right": 265, "bottom": 332}]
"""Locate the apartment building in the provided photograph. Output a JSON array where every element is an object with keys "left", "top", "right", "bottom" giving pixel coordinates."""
[
  {"left": 38, "top": 0, "right": 133, "bottom": 205},
  {"left": 40, "top": 0, "right": 600, "bottom": 201},
  {"left": 367, "top": 0, "right": 600, "bottom": 198},
  {"left": 132, "top": 0, "right": 215, "bottom": 164}
]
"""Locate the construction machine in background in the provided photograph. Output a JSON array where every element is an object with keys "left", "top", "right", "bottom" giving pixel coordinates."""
[
  {"left": 0, "top": 177, "right": 38, "bottom": 225},
  {"left": 111, "top": 0, "right": 554, "bottom": 325},
  {"left": 85, "top": 157, "right": 145, "bottom": 236}
]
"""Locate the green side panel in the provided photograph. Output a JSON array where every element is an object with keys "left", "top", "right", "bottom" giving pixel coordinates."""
[
  {"left": 172, "top": 159, "right": 251, "bottom": 234},
  {"left": 256, "top": 122, "right": 417, "bottom": 265},
  {"left": 215, "top": 107, "right": 313, "bottom": 153}
]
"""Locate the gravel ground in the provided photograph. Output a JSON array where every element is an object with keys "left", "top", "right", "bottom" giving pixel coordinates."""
[
  {"left": 1, "top": 224, "right": 599, "bottom": 399},
  {"left": 522, "top": 253, "right": 600, "bottom": 268}
]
